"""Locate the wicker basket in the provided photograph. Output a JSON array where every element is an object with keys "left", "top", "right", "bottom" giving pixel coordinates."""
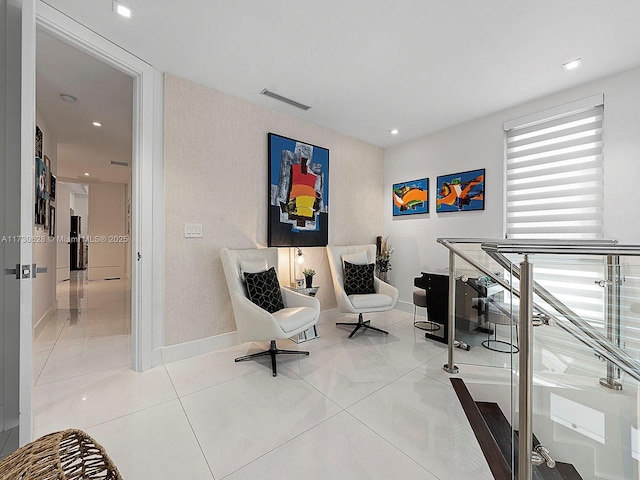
[{"left": 0, "top": 429, "right": 122, "bottom": 479}]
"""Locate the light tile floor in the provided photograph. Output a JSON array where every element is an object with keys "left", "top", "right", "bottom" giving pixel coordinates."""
[{"left": 31, "top": 274, "right": 515, "bottom": 479}]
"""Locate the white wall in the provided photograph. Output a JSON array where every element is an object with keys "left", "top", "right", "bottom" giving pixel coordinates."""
[
  {"left": 32, "top": 111, "right": 57, "bottom": 334},
  {"left": 124, "top": 181, "right": 131, "bottom": 280},
  {"left": 164, "top": 74, "right": 384, "bottom": 346},
  {"left": 384, "top": 66, "right": 640, "bottom": 309},
  {"left": 87, "top": 183, "right": 126, "bottom": 280},
  {"left": 55, "top": 183, "right": 70, "bottom": 282},
  {"left": 72, "top": 192, "right": 88, "bottom": 232}
]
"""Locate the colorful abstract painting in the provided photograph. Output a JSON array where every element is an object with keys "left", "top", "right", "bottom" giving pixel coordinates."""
[
  {"left": 436, "top": 168, "right": 485, "bottom": 212},
  {"left": 268, "top": 133, "right": 329, "bottom": 247},
  {"left": 393, "top": 178, "right": 428, "bottom": 216}
]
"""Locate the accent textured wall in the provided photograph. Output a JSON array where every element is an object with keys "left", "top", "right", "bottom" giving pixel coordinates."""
[{"left": 164, "top": 74, "right": 384, "bottom": 346}]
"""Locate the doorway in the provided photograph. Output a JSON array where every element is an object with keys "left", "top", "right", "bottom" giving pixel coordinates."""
[
  {"left": 1, "top": 1, "right": 161, "bottom": 453},
  {"left": 31, "top": 30, "right": 134, "bottom": 425}
]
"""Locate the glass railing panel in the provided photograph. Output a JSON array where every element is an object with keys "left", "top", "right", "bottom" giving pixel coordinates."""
[
  {"left": 619, "top": 255, "right": 640, "bottom": 363},
  {"left": 526, "top": 255, "right": 640, "bottom": 480},
  {"left": 439, "top": 241, "right": 518, "bottom": 479}
]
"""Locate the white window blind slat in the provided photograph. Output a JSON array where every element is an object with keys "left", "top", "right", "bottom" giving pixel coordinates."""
[
  {"left": 507, "top": 108, "right": 603, "bottom": 140},
  {"left": 507, "top": 133, "right": 603, "bottom": 162},
  {"left": 507, "top": 119, "right": 603, "bottom": 149},
  {"left": 507, "top": 156, "right": 602, "bottom": 180},
  {"left": 507, "top": 149, "right": 602, "bottom": 172}
]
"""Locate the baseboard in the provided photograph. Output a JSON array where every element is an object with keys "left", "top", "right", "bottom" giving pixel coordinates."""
[
  {"left": 160, "top": 307, "right": 405, "bottom": 365},
  {"left": 151, "top": 348, "right": 162, "bottom": 367},
  {"left": 33, "top": 304, "right": 56, "bottom": 340},
  {"left": 161, "top": 331, "right": 240, "bottom": 365},
  {"left": 396, "top": 300, "right": 414, "bottom": 314}
]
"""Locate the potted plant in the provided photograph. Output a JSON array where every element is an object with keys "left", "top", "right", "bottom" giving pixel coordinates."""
[{"left": 302, "top": 268, "right": 316, "bottom": 288}]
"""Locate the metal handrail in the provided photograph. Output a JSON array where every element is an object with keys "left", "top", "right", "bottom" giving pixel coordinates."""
[
  {"left": 438, "top": 238, "right": 637, "bottom": 480},
  {"left": 484, "top": 248, "right": 640, "bottom": 383},
  {"left": 437, "top": 238, "right": 640, "bottom": 383}
]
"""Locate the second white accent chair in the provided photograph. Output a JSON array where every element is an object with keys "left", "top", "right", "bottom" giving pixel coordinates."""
[{"left": 326, "top": 244, "right": 399, "bottom": 338}]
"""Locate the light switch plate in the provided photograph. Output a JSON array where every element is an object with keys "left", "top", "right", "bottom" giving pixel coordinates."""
[{"left": 184, "top": 223, "right": 203, "bottom": 238}]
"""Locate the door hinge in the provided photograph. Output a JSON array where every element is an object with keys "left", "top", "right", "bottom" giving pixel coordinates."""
[{"left": 137, "top": 252, "right": 141, "bottom": 261}]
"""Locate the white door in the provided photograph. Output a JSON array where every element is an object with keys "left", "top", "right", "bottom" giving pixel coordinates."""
[{"left": 1, "top": 0, "right": 36, "bottom": 450}]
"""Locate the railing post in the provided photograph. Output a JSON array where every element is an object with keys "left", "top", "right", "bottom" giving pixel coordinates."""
[
  {"left": 600, "top": 254, "right": 622, "bottom": 390},
  {"left": 519, "top": 255, "right": 533, "bottom": 480},
  {"left": 443, "top": 249, "right": 459, "bottom": 374}
]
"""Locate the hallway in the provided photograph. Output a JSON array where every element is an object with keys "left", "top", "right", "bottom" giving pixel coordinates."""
[{"left": 33, "top": 271, "right": 131, "bottom": 432}]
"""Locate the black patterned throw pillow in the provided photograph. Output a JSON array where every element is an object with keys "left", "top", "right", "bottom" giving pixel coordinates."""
[
  {"left": 343, "top": 261, "right": 376, "bottom": 295},
  {"left": 243, "top": 267, "right": 285, "bottom": 313}
]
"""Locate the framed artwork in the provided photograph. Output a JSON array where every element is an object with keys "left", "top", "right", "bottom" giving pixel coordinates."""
[
  {"left": 393, "top": 178, "right": 428, "bottom": 216},
  {"left": 44, "top": 199, "right": 50, "bottom": 229},
  {"left": 436, "top": 168, "right": 485, "bottom": 212},
  {"left": 35, "top": 126, "right": 43, "bottom": 159},
  {"left": 126, "top": 196, "right": 131, "bottom": 235},
  {"left": 44, "top": 155, "right": 51, "bottom": 194},
  {"left": 49, "top": 205, "right": 56, "bottom": 236},
  {"left": 35, "top": 157, "right": 48, "bottom": 225},
  {"left": 268, "top": 133, "right": 329, "bottom": 247},
  {"left": 50, "top": 174, "right": 56, "bottom": 201}
]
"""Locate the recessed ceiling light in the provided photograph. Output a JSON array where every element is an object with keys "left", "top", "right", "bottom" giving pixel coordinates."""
[
  {"left": 92, "top": 121, "right": 102, "bottom": 127},
  {"left": 389, "top": 129, "right": 399, "bottom": 135},
  {"left": 562, "top": 58, "right": 583, "bottom": 71},
  {"left": 60, "top": 94, "right": 77, "bottom": 103},
  {"left": 113, "top": 1, "right": 132, "bottom": 18},
  {"left": 83, "top": 172, "right": 90, "bottom": 176}
]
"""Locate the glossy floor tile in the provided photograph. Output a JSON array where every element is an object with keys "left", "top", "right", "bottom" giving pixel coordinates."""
[
  {"left": 224, "top": 411, "right": 437, "bottom": 480},
  {"left": 32, "top": 365, "right": 177, "bottom": 437},
  {"left": 87, "top": 400, "right": 214, "bottom": 480},
  {"left": 180, "top": 367, "right": 342, "bottom": 479},
  {"left": 347, "top": 370, "right": 494, "bottom": 480},
  {"left": 31, "top": 278, "right": 626, "bottom": 480}
]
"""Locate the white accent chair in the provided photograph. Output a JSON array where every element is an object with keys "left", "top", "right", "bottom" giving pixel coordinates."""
[
  {"left": 220, "top": 247, "right": 320, "bottom": 376},
  {"left": 326, "top": 244, "right": 399, "bottom": 337}
]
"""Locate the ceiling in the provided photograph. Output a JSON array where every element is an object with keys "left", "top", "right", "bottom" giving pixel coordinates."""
[
  {"left": 40, "top": 0, "right": 640, "bottom": 149},
  {"left": 36, "top": 29, "right": 133, "bottom": 184}
]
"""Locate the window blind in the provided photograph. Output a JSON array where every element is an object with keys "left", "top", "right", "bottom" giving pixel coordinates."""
[{"left": 505, "top": 103, "right": 604, "bottom": 240}]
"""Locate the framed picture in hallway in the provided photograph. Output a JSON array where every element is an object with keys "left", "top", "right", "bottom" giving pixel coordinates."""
[
  {"left": 49, "top": 205, "right": 55, "bottom": 237},
  {"left": 44, "top": 155, "right": 51, "bottom": 194},
  {"left": 50, "top": 174, "right": 56, "bottom": 201},
  {"left": 268, "top": 133, "right": 329, "bottom": 247},
  {"left": 35, "top": 156, "right": 47, "bottom": 225},
  {"left": 35, "top": 126, "right": 43, "bottom": 159},
  {"left": 436, "top": 168, "right": 485, "bottom": 212},
  {"left": 393, "top": 178, "right": 429, "bottom": 216}
]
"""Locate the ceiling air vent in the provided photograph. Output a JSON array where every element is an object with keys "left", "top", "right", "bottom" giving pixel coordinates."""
[
  {"left": 110, "top": 161, "right": 129, "bottom": 167},
  {"left": 260, "top": 89, "right": 310, "bottom": 111}
]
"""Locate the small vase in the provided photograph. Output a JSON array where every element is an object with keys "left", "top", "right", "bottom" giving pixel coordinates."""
[{"left": 305, "top": 275, "right": 314, "bottom": 288}]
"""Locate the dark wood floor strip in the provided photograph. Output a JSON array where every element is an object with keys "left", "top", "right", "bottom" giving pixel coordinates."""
[{"left": 450, "top": 378, "right": 512, "bottom": 480}]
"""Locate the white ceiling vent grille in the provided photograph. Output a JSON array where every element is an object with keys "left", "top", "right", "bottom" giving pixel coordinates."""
[{"left": 260, "top": 89, "right": 310, "bottom": 111}]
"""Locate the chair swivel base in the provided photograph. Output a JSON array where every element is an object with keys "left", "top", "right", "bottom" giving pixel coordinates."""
[
  {"left": 336, "top": 313, "right": 388, "bottom": 338},
  {"left": 482, "top": 339, "right": 519, "bottom": 354},
  {"left": 414, "top": 321, "right": 441, "bottom": 332},
  {"left": 235, "top": 340, "right": 309, "bottom": 377}
]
